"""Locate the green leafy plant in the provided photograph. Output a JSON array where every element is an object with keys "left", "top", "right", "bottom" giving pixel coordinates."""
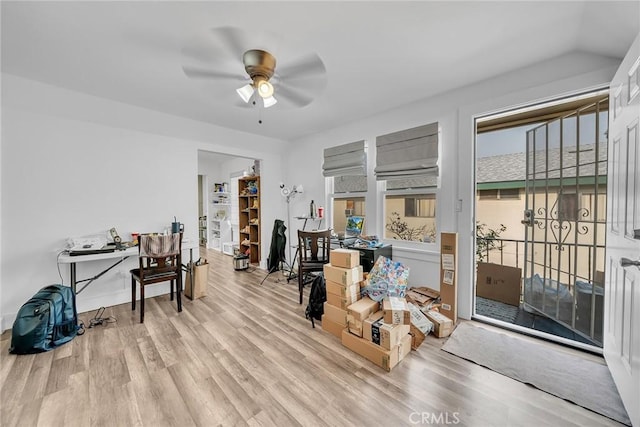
[
  {"left": 386, "top": 211, "right": 429, "bottom": 242},
  {"left": 476, "top": 222, "right": 506, "bottom": 262}
]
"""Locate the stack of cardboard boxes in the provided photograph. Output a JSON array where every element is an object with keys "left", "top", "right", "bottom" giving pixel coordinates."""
[
  {"left": 321, "top": 248, "right": 411, "bottom": 371},
  {"left": 342, "top": 295, "right": 412, "bottom": 371},
  {"left": 321, "top": 248, "right": 363, "bottom": 338},
  {"left": 320, "top": 248, "right": 455, "bottom": 371}
]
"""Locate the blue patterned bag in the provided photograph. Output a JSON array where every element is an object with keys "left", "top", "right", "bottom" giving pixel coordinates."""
[{"left": 361, "top": 256, "right": 409, "bottom": 302}]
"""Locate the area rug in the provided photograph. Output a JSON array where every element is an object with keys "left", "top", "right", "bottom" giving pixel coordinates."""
[{"left": 442, "top": 322, "right": 630, "bottom": 425}]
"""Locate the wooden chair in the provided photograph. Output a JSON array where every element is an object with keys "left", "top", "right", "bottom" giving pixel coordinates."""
[
  {"left": 130, "top": 233, "right": 182, "bottom": 323},
  {"left": 297, "top": 229, "right": 332, "bottom": 304}
]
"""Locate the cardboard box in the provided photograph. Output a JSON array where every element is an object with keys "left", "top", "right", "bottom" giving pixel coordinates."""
[
  {"left": 382, "top": 297, "right": 410, "bottom": 325},
  {"left": 363, "top": 310, "right": 385, "bottom": 341},
  {"left": 426, "top": 311, "right": 454, "bottom": 338},
  {"left": 405, "top": 287, "right": 440, "bottom": 309},
  {"left": 408, "top": 303, "right": 433, "bottom": 335},
  {"left": 341, "top": 329, "right": 411, "bottom": 372},
  {"left": 409, "top": 324, "right": 426, "bottom": 350},
  {"left": 347, "top": 316, "right": 363, "bottom": 337},
  {"left": 476, "top": 262, "right": 522, "bottom": 307},
  {"left": 371, "top": 321, "right": 410, "bottom": 350},
  {"left": 323, "top": 264, "right": 363, "bottom": 286},
  {"left": 326, "top": 290, "right": 359, "bottom": 310},
  {"left": 330, "top": 248, "right": 360, "bottom": 269},
  {"left": 440, "top": 232, "right": 458, "bottom": 323},
  {"left": 185, "top": 261, "right": 208, "bottom": 299},
  {"left": 407, "top": 302, "right": 433, "bottom": 350},
  {"left": 347, "top": 296, "right": 380, "bottom": 321},
  {"left": 325, "top": 280, "right": 360, "bottom": 300},
  {"left": 323, "top": 302, "right": 348, "bottom": 326},
  {"left": 321, "top": 315, "right": 345, "bottom": 338}
]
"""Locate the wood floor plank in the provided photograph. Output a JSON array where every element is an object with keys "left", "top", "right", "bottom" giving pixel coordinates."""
[
  {"left": 38, "top": 371, "right": 90, "bottom": 427},
  {"left": 0, "top": 248, "right": 625, "bottom": 426},
  {"left": 136, "top": 335, "right": 166, "bottom": 373},
  {"left": 146, "top": 367, "right": 196, "bottom": 426},
  {"left": 1, "top": 398, "right": 42, "bottom": 427},
  {"left": 1, "top": 352, "right": 35, "bottom": 410},
  {"left": 201, "top": 375, "right": 246, "bottom": 426},
  {"left": 262, "top": 381, "right": 328, "bottom": 426},
  {"left": 43, "top": 354, "right": 74, "bottom": 395},
  {"left": 0, "top": 332, "right": 16, "bottom": 384},
  {"left": 208, "top": 355, "right": 262, "bottom": 421}
]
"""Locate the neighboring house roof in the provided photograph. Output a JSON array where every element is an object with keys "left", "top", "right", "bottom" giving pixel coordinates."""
[
  {"left": 477, "top": 143, "right": 607, "bottom": 184},
  {"left": 477, "top": 152, "right": 525, "bottom": 183}
]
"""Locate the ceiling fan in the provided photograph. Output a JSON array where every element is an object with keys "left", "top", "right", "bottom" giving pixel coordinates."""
[
  {"left": 181, "top": 27, "right": 327, "bottom": 110},
  {"left": 235, "top": 49, "right": 278, "bottom": 108}
]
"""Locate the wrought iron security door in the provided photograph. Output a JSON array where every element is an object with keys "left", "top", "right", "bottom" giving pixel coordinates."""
[{"left": 522, "top": 95, "right": 609, "bottom": 345}]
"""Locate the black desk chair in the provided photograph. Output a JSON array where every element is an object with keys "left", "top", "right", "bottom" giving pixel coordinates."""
[
  {"left": 297, "top": 229, "right": 332, "bottom": 304},
  {"left": 130, "top": 233, "right": 182, "bottom": 323}
]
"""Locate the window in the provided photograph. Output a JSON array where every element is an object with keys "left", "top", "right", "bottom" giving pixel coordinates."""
[
  {"left": 324, "top": 140, "right": 368, "bottom": 232},
  {"left": 405, "top": 195, "right": 436, "bottom": 218},
  {"left": 332, "top": 197, "right": 366, "bottom": 234},
  {"left": 477, "top": 188, "right": 520, "bottom": 200},
  {"left": 479, "top": 189, "right": 498, "bottom": 200},
  {"left": 385, "top": 193, "right": 437, "bottom": 243},
  {"left": 558, "top": 192, "right": 578, "bottom": 222},
  {"left": 499, "top": 188, "right": 520, "bottom": 199},
  {"left": 375, "top": 122, "right": 440, "bottom": 244}
]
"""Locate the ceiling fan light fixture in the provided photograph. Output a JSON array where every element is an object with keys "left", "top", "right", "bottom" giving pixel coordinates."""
[
  {"left": 256, "top": 79, "right": 274, "bottom": 98},
  {"left": 263, "top": 95, "right": 278, "bottom": 108},
  {"left": 236, "top": 83, "right": 254, "bottom": 103}
]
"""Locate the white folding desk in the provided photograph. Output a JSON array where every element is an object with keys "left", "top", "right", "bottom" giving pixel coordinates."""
[{"left": 58, "top": 240, "right": 198, "bottom": 295}]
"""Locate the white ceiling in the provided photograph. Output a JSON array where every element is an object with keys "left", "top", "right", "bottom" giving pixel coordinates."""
[{"left": 2, "top": 1, "right": 639, "bottom": 141}]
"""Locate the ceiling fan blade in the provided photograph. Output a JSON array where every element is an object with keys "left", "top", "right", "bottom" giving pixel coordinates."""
[
  {"left": 274, "top": 69, "right": 327, "bottom": 108},
  {"left": 182, "top": 65, "right": 241, "bottom": 80},
  {"left": 181, "top": 26, "right": 249, "bottom": 70},
  {"left": 275, "top": 83, "right": 316, "bottom": 108},
  {"left": 277, "top": 53, "right": 326, "bottom": 80},
  {"left": 215, "top": 26, "right": 251, "bottom": 61}
]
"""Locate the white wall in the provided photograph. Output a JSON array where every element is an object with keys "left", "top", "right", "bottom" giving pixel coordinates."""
[
  {"left": 1, "top": 75, "right": 287, "bottom": 330},
  {"left": 1, "top": 51, "right": 622, "bottom": 330},
  {"left": 286, "top": 51, "right": 621, "bottom": 320}
]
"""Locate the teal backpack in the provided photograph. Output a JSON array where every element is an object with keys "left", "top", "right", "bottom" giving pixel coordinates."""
[{"left": 9, "top": 285, "right": 83, "bottom": 354}]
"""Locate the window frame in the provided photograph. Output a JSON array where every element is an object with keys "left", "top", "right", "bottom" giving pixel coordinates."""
[
  {"left": 328, "top": 191, "right": 368, "bottom": 234},
  {"left": 326, "top": 176, "right": 368, "bottom": 235},
  {"left": 381, "top": 184, "right": 439, "bottom": 248},
  {"left": 497, "top": 188, "right": 521, "bottom": 200},
  {"left": 404, "top": 194, "right": 437, "bottom": 218}
]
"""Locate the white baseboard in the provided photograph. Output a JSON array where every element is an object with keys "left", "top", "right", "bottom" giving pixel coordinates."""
[{"left": 1, "top": 284, "right": 173, "bottom": 333}]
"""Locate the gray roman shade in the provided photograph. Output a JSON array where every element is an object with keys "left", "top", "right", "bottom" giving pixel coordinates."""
[
  {"left": 334, "top": 175, "right": 368, "bottom": 193},
  {"left": 386, "top": 175, "right": 437, "bottom": 190},
  {"left": 375, "top": 122, "right": 439, "bottom": 181},
  {"left": 322, "top": 140, "right": 367, "bottom": 177}
]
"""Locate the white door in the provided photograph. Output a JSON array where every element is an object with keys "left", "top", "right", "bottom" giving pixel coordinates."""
[{"left": 605, "top": 33, "right": 640, "bottom": 427}]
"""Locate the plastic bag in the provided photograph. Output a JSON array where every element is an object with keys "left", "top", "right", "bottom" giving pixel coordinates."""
[{"left": 361, "top": 256, "right": 410, "bottom": 302}]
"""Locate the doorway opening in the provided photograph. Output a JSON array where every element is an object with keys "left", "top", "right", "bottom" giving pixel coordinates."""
[
  {"left": 474, "top": 89, "right": 609, "bottom": 350},
  {"left": 198, "top": 150, "right": 262, "bottom": 259}
]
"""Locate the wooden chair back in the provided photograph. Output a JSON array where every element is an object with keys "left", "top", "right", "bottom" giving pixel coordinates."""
[
  {"left": 131, "top": 233, "right": 183, "bottom": 322},
  {"left": 296, "top": 229, "right": 332, "bottom": 304},
  {"left": 297, "top": 229, "right": 332, "bottom": 264}
]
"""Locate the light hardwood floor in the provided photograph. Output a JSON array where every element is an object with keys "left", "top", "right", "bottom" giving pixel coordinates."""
[{"left": 1, "top": 248, "right": 623, "bottom": 426}]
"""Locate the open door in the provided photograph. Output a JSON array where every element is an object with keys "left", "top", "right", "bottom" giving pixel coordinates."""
[
  {"left": 605, "top": 34, "right": 640, "bottom": 427},
  {"left": 521, "top": 93, "right": 608, "bottom": 346}
]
